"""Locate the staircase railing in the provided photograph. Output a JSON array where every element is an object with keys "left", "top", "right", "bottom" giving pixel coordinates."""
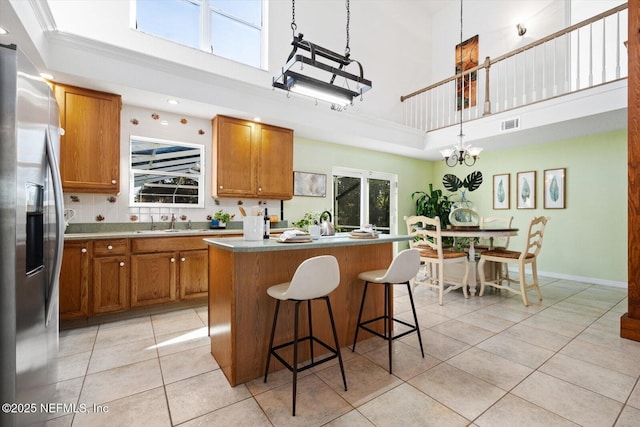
[{"left": 401, "top": 3, "right": 628, "bottom": 133}]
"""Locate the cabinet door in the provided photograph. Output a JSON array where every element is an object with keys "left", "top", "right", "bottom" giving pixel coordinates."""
[
  {"left": 54, "top": 84, "right": 121, "bottom": 193},
  {"left": 59, "top": 241, "right": 90, "bottom": 320},
  {"left": 131, "top": 253, "right": 178, "bottom": 307},
  {"left": 179, "top": 249, "right": 208, "bottom": 300},
  {"left": 256, "top": 124, "right": 294, "bottom": 199},
  {"left": 92, "top": 255, "right": 129, "bottom": 314},
  {"left": 213, "top": 116, "right": 255, "bottom": 197}
]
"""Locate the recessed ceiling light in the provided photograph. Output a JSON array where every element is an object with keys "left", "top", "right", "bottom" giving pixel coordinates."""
[
  {"left": 40, "top": 72, "right": 54, "bottom": 80},
  {"left": 160, "top": 120, "right": 169, "bottom": 126},
  {"left": 167, "top": 99, "right": 179, "bottom": 105},
  {"left": 0, "top": 27, "right": 8, "bottom": 35}
]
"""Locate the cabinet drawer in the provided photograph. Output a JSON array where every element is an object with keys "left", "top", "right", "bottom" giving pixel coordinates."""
[
  {"left": 131, "top": 236, "right": 209, "bottom": 253},
  {"left": 93, "top": 239, "right": 129, "bottom": 256}
]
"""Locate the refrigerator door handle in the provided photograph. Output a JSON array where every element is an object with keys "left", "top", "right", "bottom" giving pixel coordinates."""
[{"left": 45, "top": 130, "right": 64, "bottom": 326}]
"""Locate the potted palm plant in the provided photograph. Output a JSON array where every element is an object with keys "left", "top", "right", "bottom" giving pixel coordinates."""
[{"left": 411, "top": 183, "right": 453, "bottom": 228}]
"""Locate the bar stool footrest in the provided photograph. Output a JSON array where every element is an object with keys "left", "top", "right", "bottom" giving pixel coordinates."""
[
  {"left": 358, "top": 316, "right": 418, "bottom": 342},
  {"left": 269, "top": 335, "right": 340, "bottom": 373}
]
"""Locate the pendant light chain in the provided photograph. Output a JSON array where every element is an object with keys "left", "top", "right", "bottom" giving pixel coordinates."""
[
  {"left": 459, "top": 0, "right": 463, "bottom": 137},
  {"left": 345, "top": 0, "right": 351, "bottom": 57},
  {"left": 291, "top": 0, "right": 297, "bottom": 36}
]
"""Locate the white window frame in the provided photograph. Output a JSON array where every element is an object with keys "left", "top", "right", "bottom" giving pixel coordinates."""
[
  {"left": 131, "top": 0, "right": 266, "bottom": 69},
  {"left": 331, "top": 166, "right": 398, "bottom": 234}
]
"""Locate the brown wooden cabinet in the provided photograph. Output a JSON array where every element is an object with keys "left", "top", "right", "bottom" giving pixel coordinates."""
[
  {"left": 91, "top": 239, "right": 129, "bottom": 314},
  {"left": 60, "top": 235, "right": 211, "bottom": 322},
  {"left": 212, "top": 115, "right": 293, "bottom": 199},
  {"left": 178, "top": 249, "right": 209, "bottom": 300},
  {"left": 130, "top": 236, "right": 209, "bottom": 308},
  {"left": 59, "top": 241, "right": 90, "bottom": 320},
  {"left": 130, "top": 252, "right": 178, "bottom": 307},
  {"left": 53, "top": 83, "right": 121, "bottom": 193}
]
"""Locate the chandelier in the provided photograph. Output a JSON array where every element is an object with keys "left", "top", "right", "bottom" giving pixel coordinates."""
[
  {"left": 440, "top": 0, "right": 482, "bottom": 167},
  {"left": 272, "top": 0, "right": 372, "bottom": 110}
]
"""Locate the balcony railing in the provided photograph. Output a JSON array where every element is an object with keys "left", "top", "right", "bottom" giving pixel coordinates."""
[{"left": 401, "top": 3, "right": 628, "bottom": 133}]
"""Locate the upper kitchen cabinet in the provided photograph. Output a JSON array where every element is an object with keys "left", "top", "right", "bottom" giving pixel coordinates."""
[
  {"left": 53, "top": 83, "right": 122, "bottom": 193},
  {"left": 212, "top": 115, "right": 293, "bottom": 200}
]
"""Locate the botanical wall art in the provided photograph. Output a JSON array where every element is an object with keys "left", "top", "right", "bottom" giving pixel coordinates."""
[
  {"left": 544, "top": 168, "right": 566, "bottom": 208},
  {"left": 517, "top": 171, "right": 536, "bottom": 209},
  {"left": 293, "top": 171, "right": 327, "bottom": 197},
  {"left": 455, "top": 35, "right": 479, "bottom": 110},
  {"left": 492, "top": 173, "right": 510, "bottom": 210}
]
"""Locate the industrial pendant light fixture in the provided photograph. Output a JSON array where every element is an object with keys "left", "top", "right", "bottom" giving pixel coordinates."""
[
  {"left": 440, "top": 0, "right": 483, "bottom": 167},
  {"left": 272, "top": 0, "right": 372, "bottom": 111}
]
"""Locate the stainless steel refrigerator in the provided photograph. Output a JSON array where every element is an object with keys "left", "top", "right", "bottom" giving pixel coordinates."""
[{"left": 0, "top": 44, "right": 64, "bottom": 426}]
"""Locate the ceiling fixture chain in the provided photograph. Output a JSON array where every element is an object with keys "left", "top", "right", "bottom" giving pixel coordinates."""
[
  {"left": 345, "top": 0, "right": 351, "bottom": 57},
  {"left": 439, "top": 0, "right": 483, "bottom": 167}
]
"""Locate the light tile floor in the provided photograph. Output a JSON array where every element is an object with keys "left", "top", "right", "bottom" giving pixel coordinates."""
[{"left": 48, "top": 277, "right": 640, "bottom": 426}]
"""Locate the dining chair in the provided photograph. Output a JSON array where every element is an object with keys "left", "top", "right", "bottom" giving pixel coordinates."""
[
  {"left": 352, "top": 248, "right": 424, "bottom": 374},
  {"left": 476, "top": 216, "right": 514, "bottom": 251},
  {"left": 412, "top": 216, "right": 470, "bottom": 305},
  {"left": 478, "top": 216, "right": 550, "bottom": 306},
  {"left": 476, "top": 216, "right": 514, "bottom": 283},
  {"left": 263, "top": 255, "right": 347, "bottom": 416}
]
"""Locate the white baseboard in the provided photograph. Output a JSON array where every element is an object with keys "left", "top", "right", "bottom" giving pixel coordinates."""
[{"left": 508, "top": 268, "right": 628, "bottom": 289}]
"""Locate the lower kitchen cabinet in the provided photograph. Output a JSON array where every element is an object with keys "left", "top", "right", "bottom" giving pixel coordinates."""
[
  {"left": 179, "top": 249, "right": 209, "bottom": 300},
  {"left": 130, "top": 252, "right": 178, "bottom": 307},
  {"left": 60, "top": 234, "right": 214, "bottom": 322},
  {"left": 59, "top": 241, "right": 90, "bottom": 320},
  {"left": 92, "top": 255, "right": 129, "bottom": 314}
]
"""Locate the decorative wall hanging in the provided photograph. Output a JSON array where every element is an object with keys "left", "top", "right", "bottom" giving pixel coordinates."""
[
  {"left": 544, "top": 168, "right": 566, "bottom": 209},
  {"left": 293, "top": 171, "right": 327, "bottom": 197},
  {"left": 517, "top": 171, "right": 536, "bottom": 209},
  {"left": 492, "top": 173, "right": 510, "bottom": 210},
  {"left": 456, "top": 34, "right": 479, "bottom": 110}
]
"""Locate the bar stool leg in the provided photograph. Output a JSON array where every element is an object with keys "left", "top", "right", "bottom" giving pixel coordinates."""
[
  {"left": 405, "top": 281, "right": 424, "bottom": 357},
  {"left": 264, "top": 300, "right": 281, "bottom": 383},
  {"left": 386, "top": 284, "right": 393, "bottom": 374},
  {"left": 307, "top": 300, "right": 314, "bottom": 364},
  {"left": 352, "top": 281, "right": 369, "bottom": 352},
  {"left": 324, "top": 296, "right": 347, "bottom": 391},
  {"left": 292, "top": 301, "right": 300, "bottom": 416}
]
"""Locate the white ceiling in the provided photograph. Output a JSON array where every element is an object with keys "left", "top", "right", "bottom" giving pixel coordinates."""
[{"left": 0, "top": 0, "right": 627, "bottom": 161}]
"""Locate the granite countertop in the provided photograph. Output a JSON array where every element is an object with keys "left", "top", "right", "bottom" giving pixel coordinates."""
[
  {"left": 204, "top": 232, "right": 412, "bottom": 252},
  {"left": 64, "top": 227, "right": 291, "bottom": 241},
  {"left": 63, "top": 220, "right": 290, "bottom": 241}
]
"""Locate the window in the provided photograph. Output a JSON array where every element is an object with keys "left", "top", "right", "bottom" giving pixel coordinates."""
[
  {"left": 135, "top": 0, "right": 263, "bottom": 68},
  {"left": 129, "top": 136, "right": 205, "bottom": 207},
  {"left": 332, "top": 167, "right": 397, "bottom": 233}
]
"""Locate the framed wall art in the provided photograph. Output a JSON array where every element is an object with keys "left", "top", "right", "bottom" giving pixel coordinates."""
[
  {"left": 455, "top": 34, "right": 479, "bottom": 110},
  {"left": 293, "top": 171, "right": 327, "bottom": 197},
  {"left": 492, "top": 173, "right": 510, "bottom": 209},
  {"left": 516, "top": 171, "right": 536, "bottom": 209},
  {"left": 544, "top": 168, "right": 566, "bottom": 209}
]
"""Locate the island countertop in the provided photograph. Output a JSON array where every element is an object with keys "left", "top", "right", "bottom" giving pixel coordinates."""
[{"left": 203, "top": 232, "right": 411, "bottom": 252}]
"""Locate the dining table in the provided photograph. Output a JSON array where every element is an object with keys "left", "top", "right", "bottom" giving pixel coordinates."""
[{"left": 440, "top": 226, "right": 519, "bottom": 295}]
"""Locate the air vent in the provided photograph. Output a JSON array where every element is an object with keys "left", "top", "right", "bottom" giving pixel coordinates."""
[{"left": 500, "top": 117, "right": 520, "bottom": 131}]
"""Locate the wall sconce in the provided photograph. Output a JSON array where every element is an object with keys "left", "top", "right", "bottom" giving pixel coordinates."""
[{"left": 517, "top": 23, "right": 527, "bottom": 37}]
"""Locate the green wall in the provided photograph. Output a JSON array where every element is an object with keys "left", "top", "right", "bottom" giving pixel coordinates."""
[
  {"left": 433, "top": 129, "right": 628, "bottom": 285},
  {"left": 286, "top": 129, "right": 627, "bottom": 286},
  {"left": 284, "top": 137, "right": 433, "bottom": 232}
]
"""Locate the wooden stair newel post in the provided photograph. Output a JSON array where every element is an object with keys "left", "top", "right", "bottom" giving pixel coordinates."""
[{"left": 621, "top": 0, "right": 640, "bottom": 341}]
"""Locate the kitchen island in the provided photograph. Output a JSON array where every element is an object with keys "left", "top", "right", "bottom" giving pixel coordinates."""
[{"left": 204, "top": 232, "right": 412, "bottom": 386}]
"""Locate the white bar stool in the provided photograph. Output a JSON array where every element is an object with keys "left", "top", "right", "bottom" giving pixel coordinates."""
[
  {"left": 352, "top": 248, "right": 424, "bottom": 374},
  {"left": 263, "top": 255, "right": 347, "bottom": 416}
]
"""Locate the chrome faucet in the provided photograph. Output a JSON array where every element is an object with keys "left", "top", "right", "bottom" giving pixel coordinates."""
[
  {"left": 170, "top": 213, "right": 176, "bottom": 230},
  {"left": 187, "top": 219, "right": 192, "bottom": 230},
  {"left": 150, "top": 215, "right": 156, "bottom": 231}
]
